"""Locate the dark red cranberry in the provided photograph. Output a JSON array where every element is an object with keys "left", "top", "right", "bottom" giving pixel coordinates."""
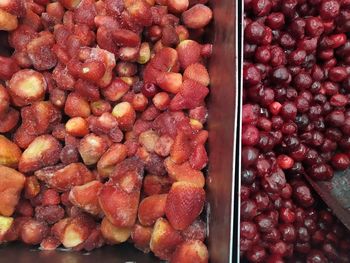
[
  {"left": 320, "top": 139, "right": 337, "bottom": 153},
  {"left": 279, "top": 32, "right": 296, "bottom": 49},
  {"left": 244, "top": 43, "right": 258, "bottom": 59},
  {"left": 331, "top": 153, "right": 350, "bottom": 170},
  {"left": 295, "top": 242, "right": 311, "bottom": 254},
  {"left": 141, "top": 83, "right": 158, "bottom": 98},
  {"left": 257, "top": 117, "right": 272, "bottom": 131},
  {"left": 271, "top": 66, "right": 291, "bottom": 84},
  {"left": 279, "top": 223, "right": 297, "bottom": 243},
  {"left": 326, "top": 110, "right": 345, "bottom": 127},
  {"left": 277, "top": 154, "right": 294, "bottom": 169},
  {"left": 293, "top": 72, "right": 313, "bottom": 90},
  {"left": 245, "top": 21, "right": 266, "bottom": 44},
  {"left": 340, "top": 136, "right": 350, "bottom": 151},
  {"left": 266, "top": 12, "right": 285, "bottom": 29},
  {"left": 241, "top": 221, "right": 258, "bottom": 240},
  {"left": 305, "top": 17, "right": 324, "bottom": 37},
  {"left": 281, "top": 184, "right": 292, "bottom": 199},
  {"left": 288, "top": 49, "right": 307, "bottom": 66},
  {"left": 261, "top": 167, "right": 286, "bottom": 193},
  {"left": 323, "top": 82, "right": 340, "bottom": 96},
  {"left": 270, "top": 46, "right": 286, "bottom": 67},
  {"left": 322, "top": 243, "right": 338, "bottom": 260},
  {"left": 242, "top": 124, "right": 260, "bottom": 146},
  {"left": 255, "top": 213, "right": 275, "bottom": 232},
  {"left": 330, "top": 94, "right": 348, "bottom": 107},
  {"left": 241, "top": 200, "right": 258, "bottom": 220},
  {"left": 280, "top": 101, "right": 297, "bottom": 120},
  {"left": 255, "top": 46, "right": 271, "bottom": 64},
  {"left": 309, "top": 163, "right": 334, "bottom": 180},
  {"left": 312, "top": 230, "right": 326, "bottom": 245},
  {"left": 289, "top": 18, "right": 306, "bottom": 39},
  {"left": 307, "top": 250, "right": 328, "bottom": 263},
  {"left": 329, "top": 67, "right": 347, "bottom": 83},
  {"left": 246, "top": 246, "right": 267, "bottom": 263},
  {"left": 325, "top": 128, "right": 342, "bottom": 142},
  {"left": 241, "top": 186, "right": 251, "bottom": 201},
  {"left": 242, "top": 146, "right": 260, "bottom": 168},
  {"left": 320, "top": 0, "right": 340, "bottom": 20},
  {"left": 292, "top": 181, "right": 314, "bottom": 207},
  {"left": 252, "top": 0, "right": 272, "bottom": 16},
  {"left": 256, "top": 133, "right": 273, "bottom": 151},
  {"left": 281, "top": 121, "right": 297, "bottom": 135},
  {"left": 243, "top": 104, "right": 260, "bottom": 124},
  {"left": 242, "top": 169, "right": 257, "bottom": 185},
  {"left": 252, "top": 192, "right": 270, "bottom": 211},
  {"left": 270, "top": 241, "right": 287, "bottom": 256},
  {"left": 280, "top": 207, "right": 296, "bottom": 223},
  {"left": 244, "top": 64, "right": 262, "bottom": 86},
  {"left": 342, "top": 117, "right": 350, "bottom": 135},
  {"left": 283, "top": 135, "right": 300, "bottom": 150}
]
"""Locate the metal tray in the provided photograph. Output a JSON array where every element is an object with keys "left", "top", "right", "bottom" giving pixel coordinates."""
[{"left": 0, "top": 0, "right": 239, "bottom": 261}]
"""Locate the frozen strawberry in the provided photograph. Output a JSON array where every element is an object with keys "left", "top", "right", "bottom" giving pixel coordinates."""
[
  {"left": 40, "top": 236, "right": 61, "bottom": 250},
  {"left": 110, "top": 157, "right": 145, "bottom": 192},
  {"left": 170, "top": 80, "right": 209, "bottom": 111},
  {"left": 59, "top": 0, "right": 82, "bottom": 10},
  {"left": 143, "top": 47, "right": 178, "bottom": 84},
  {"left": 124, "top": 0, "right": 152, "bottom": 26},
  {"left": 79, "top": 61, "right": 106, "bottom": 83},
  {"left": 131, "top": 223, "right": 153, "bottom": 252},
  {"left": 65, "top": 92, "right": 91, "bottom": 118},
  {"left": 170, "top": 240, "right": 209, "bottom": 263},
  {"left": 78, "top": 134, "right": 109, "bottom": 165},
  {"left": 176, "top": 40, "right": 202, "bottom": 69},
  {"left": 35, "top": 163, "right": 95, "bottom": 192},
  {"left": 0, "top": 135, "right": 22, "bottom": 169},
  {"left": 20, "top": 219, "right": 49, "bottom": 245},
  {"left": 27, "top": 33, "right": 57, "bottom": 71},
  {"left": 100, "top": 217, "right": 132, "bottom": 244},
  {"left": 182, "top": 4, "right": 212, "bottom": 29},
  {"left": 156, "top": 72, "right": 183, "bottom": 94},
  {"left": 138, "top": 194, "right": 167, "bottom": 226},
  {"left": 165, "top": 182, "right": 205, "bottom": 230},
  {"left": 112, "top": 101, "right": 136, "bottom": 131},
  {"left": 9, "top": 69, "right": 46, "bottom": 107},
  {"left": 57, "top": 215, "right": 95, "bottom": 248},
  {"left": 170, "top": 131, "right": 192, "bottom": 164},
  {"left": 139, "top": 130, "right": 159, "bottom": 153},
  {"left": 150, "top": 218, "right": 183, "bottom": 260},
  {"left": 81, "top": 226, "right": 104, "bottom": 251},
  {"left": 18, "top": 135, "right": 62, "bottom": 173},
  {"left": 98, "top": 183, "right": 140, "bottom": 227},
  {"left": 73, "top": 0, "right": 97, "bottom": 29},
  {"left": 0, "top": 216, "right": 14, "bottom": 242},
  {"left": 69, "top": 180, "right": 103, "bottom": 216},
  {"left": 102, "top": 78, "right": 130, "bottom": 102},
  {"left": 181, "top": 219, "right": 206, "bottom": 241},
  {"left": 154, "top": 135, "right": 174, "bottom": 157},
  {"left": 97, "top": 143, "right": 128, "bottom": 178},
  {"left": 0, "top": 166, "right": 25, "bottom": 217},
  {"left": 24, "top": 176, "right": 40, "bottom": 199},
  {"left": 164, "top": 158, "right": 205, "bottom": 187},
  {"left": 143, "top": 174, "right": 173, "bottom": 196},
  {"left": 183, "top": 63, "right": 210, "bottom": 86},
  {"left": 112, "top": 29, "right": 141, "bottom": 47},
  {"left": 189, "top": 144, "right": 208, "bottom": 170},
  {"left": 65, "top": 117, "right": 89, "bottom": 137}
]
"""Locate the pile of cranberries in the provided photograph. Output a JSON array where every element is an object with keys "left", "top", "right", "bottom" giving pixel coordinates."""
[{"left": 242, "top": 0, "right": 350, "bottom": 262}]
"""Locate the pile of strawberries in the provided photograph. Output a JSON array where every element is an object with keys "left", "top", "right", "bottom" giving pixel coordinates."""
[{"left": 0, "top": 0, "right": 212, "bottom": 262}]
